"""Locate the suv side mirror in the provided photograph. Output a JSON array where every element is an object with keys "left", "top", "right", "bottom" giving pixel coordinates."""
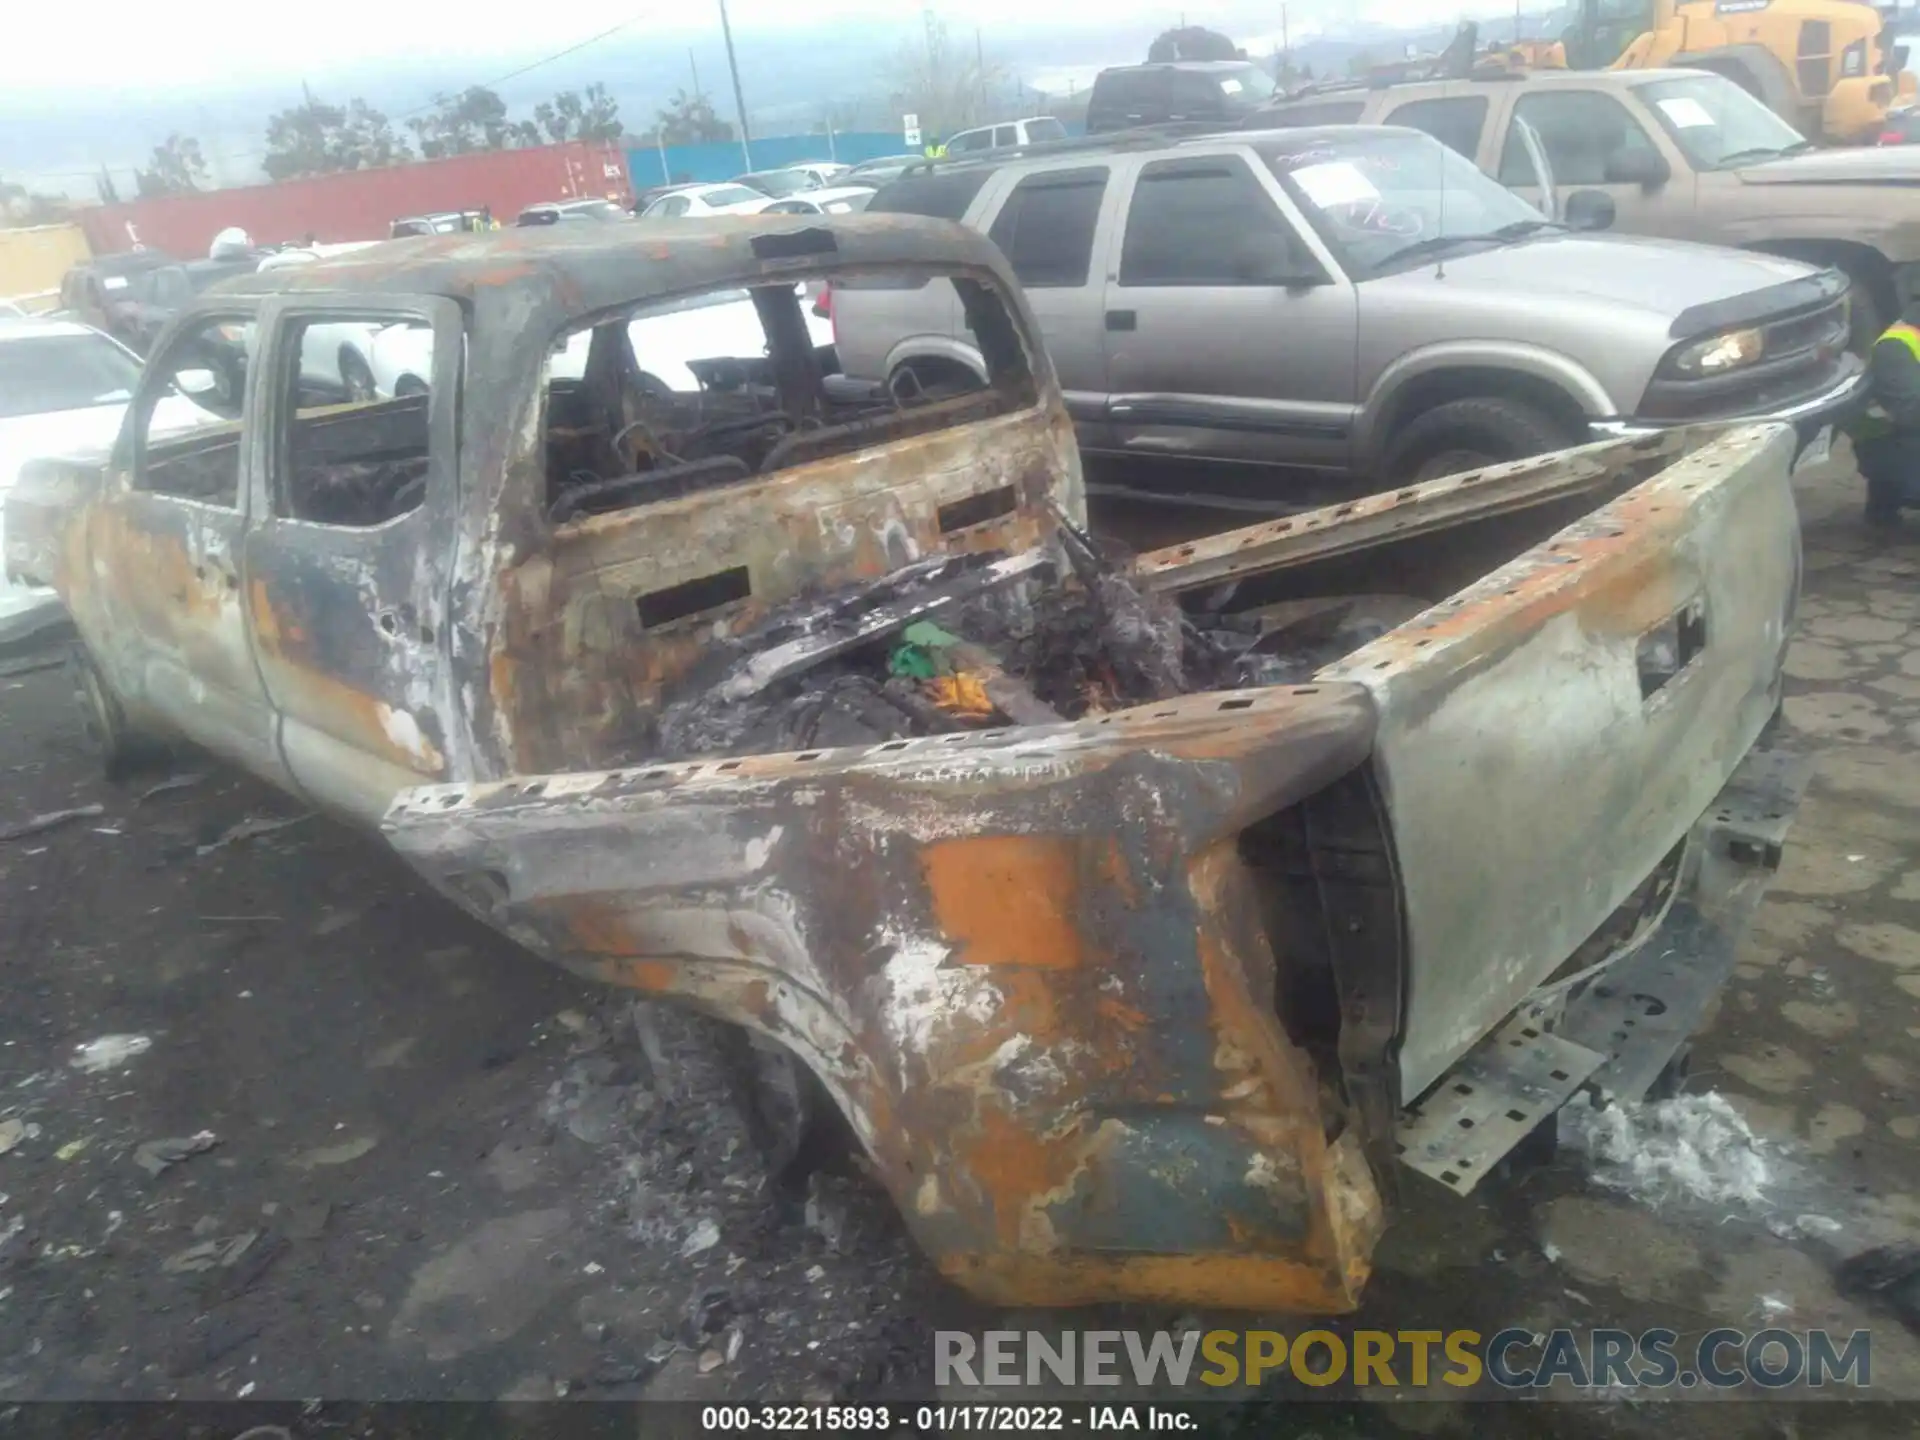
[
  {"left": 1603, "top": 147, "right": 1670, "bottom": 189},
  {"left": 1564, "top": 188, "right": 1617, "bottom": 231}
]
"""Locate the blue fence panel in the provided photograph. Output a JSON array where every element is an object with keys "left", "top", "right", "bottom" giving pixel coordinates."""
[{"left": 626, "top": 132, "right": 907, "bottom": 187}]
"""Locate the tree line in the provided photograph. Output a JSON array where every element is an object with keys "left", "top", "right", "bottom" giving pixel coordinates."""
[
  {"left": 116, "top": 82, "right": 741, "bottom": 196},
  {"left": 96, "top": 21, "right": 1341, "bottom": 203}
]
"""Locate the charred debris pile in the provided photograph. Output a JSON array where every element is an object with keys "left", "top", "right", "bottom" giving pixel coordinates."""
[{"left": 656, "top": 520, "right": 1417, "bottom": 761}]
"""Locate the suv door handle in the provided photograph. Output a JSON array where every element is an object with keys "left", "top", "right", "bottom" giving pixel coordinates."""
[{"left": 1105, "top": 310, "right": 1137, "bottom": 332}]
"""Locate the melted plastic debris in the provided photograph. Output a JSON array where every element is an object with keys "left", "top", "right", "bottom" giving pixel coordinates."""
[{"left": 1562, "top": 1091, "right": 1772, "bottom": 1208}]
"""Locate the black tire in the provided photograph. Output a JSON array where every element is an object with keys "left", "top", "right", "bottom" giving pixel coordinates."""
[
  {"left": 711, "top": 1025, "right": 851, "bottom": 1207},
  {"left": 1646, "top": 1043, "right": 1693, "bottom": 1104},
  {"left": 888, "top": 357, "right": 982, "bottom": 404},
  {"left": 1843, "top": 269, "right": 1888, "bottom": 357},
  {"left": 1382, "top": 396, "right": 1574, "bottom": 484},
  {"left": 64, "top": 642, "right": 153, "bottom": 780},
  {"left": 1867, "top": 473, "right": 1904, "bottom": 528}
]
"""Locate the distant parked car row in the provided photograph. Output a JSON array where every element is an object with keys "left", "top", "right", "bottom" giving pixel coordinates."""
[{"left": 634, "top": 162, "right": 880, "bottom": 218}]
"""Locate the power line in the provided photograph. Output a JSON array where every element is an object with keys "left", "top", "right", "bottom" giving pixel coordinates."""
[
  {"left": 22, "top": 7, "right": 658, "bottom": 183},
  {"left": 395, "top": 7, "right": 657, "bottom": 120}
]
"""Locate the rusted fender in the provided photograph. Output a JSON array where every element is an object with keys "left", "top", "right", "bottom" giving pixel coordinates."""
[{"left": 385, "top": 682, "right": 1387, "bottom": 1311}]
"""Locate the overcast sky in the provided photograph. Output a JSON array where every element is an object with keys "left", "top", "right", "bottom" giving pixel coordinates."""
[{"left": 0, "top": 0, "right": 1490, "bottom": 95}]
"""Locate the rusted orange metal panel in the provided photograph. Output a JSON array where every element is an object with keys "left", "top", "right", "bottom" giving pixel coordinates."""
[{"left": 389, "top": 683, "right": 1388, "bottom": 1312}]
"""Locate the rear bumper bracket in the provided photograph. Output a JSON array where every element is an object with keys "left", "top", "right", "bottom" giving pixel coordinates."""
[{"left": 1394, "top": 741, "right": 1811, "bottom": 1193}]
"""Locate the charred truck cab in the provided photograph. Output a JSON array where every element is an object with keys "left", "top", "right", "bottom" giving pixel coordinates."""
[{"left": 5, "top": 218, "right": 1808, "bottom": 1313}]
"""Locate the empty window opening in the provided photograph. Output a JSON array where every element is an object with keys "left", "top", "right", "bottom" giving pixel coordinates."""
[
  {"left": 135, "top": 316, "right": 255, "bottom": 506},
  {"left": 937, "top": 485, "right": 1019, "bottom": 533},
  {"left": 637, "top": 566, "right": 753, "bottom": 628},
  {"left": 543, "top": 267, "right": 1037, "bottom": 524},
  {"left": 277, "top": 316, "right": 438, "bottom": 527}
]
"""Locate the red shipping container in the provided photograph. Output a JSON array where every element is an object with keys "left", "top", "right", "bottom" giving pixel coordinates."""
[{"left": 80, "top": 141, "right": 633, "bottom": 258}]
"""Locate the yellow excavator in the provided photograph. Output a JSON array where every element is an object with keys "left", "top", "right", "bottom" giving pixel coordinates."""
[{"left": 1544, "top": 0, "right": 1914, "bottom": 144}]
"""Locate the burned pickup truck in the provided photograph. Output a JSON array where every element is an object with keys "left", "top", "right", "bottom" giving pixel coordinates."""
[{"left": 5, "top": 217, "right": 1808, "bottom": 1313}]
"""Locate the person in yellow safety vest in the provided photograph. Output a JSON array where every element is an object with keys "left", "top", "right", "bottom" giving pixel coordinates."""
[
  {"left": 923, "top": 138, "right": 947, "bottom": 159},
  {"left": 1855, "top": 302, "right": 1920, "bottom": 526}
]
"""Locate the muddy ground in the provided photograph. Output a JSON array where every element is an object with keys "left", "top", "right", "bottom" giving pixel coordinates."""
[{"left": 0, "top": 454, "right": 1917, "bottom": 1436}]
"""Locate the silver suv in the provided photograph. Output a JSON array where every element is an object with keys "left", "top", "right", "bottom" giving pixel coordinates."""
[{"left": 832, "top": 125, "right": 1866, "bottom": 485}]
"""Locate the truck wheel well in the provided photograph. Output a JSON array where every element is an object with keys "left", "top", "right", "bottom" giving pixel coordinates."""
[
  {"left": 891, "top": 354, "right": 981, "bottom": 388},
  {"left": 1744, "top": 240, "right": 1894, "bottom": 350},
  {"left": 888, "top": 354, "right": 987, "bottom": 404},
  {"left": 1377, "top": 368, "right": 1589, "bottom": 454}
]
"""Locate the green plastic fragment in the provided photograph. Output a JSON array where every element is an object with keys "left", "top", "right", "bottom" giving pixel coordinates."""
[{"left": 889, "top": 621, "right": 965, "bottom": 679}]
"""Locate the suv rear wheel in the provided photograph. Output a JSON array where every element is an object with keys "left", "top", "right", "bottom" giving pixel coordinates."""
[{"left": 1383, "top": 396, "right": 1574, "bottom": 484}]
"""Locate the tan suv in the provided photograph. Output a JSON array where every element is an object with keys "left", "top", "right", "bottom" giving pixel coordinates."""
[
  {"left": 834, "top": 124, "right": 1862, "bottom": 490},
  {"left": 1258, "top": 67, "right": 1920, "bottom": 345}
]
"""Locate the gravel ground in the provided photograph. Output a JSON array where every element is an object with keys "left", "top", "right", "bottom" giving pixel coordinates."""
[{"left": 0, "top": 452, "right": 1914, "bottom": 1438}]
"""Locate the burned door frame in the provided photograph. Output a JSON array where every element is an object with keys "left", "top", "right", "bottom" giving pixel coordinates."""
[
  {"left": 97, "top": 304, "right": 291, "bottom": 788},
  {"left": 239, "top": 293, "right": 466, "bottom": 824}
]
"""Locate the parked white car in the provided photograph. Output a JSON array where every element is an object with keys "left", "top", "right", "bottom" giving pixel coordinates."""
[
  {"left": 942, "top": 116, "right": 1068, "bottom": 155},
  {"left": 0, "top": 318, "right": 222, "bottom": 640},
  {"left": 639, "top": 183, "right": 774, "bottom": 218},
  {"left": 759, "top": 186, "right": 877, "bottom": 216},
  {"left": 352, "top": 285, "right": 834, "bottom": 398},
  {"left": 787, "top": 162, "right": 852, "bottom": 186},
  {"left": 250, "top": 245, "right": 398, "bottom": 399},
  {"left": 544, "top": 287, "right": 834, "bottom": 390},
  {"left": 515, "top": 199, "right": 633, "bottom": 226}
]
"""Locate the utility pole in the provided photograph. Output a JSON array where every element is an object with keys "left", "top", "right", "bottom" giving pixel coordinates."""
[
  {"left": 921, "top": 6, "right": 940, "bottom": 138},
  {"left": 975, "top": 26, "right": 986, "bottom": 122},
  {"left": 716, "top": 0, "right": 753, "bottom": 169},
  {"left": 689, "top": 50, "right": 701, "bottom": 96}
]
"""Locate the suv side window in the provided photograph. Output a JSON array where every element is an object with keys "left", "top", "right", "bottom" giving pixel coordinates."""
[
  {"left": 134, "top": 316, "right": 253, "bottom": 507},
  {"left": 1167, "top": 69, "right": 1227, "bottom": 117},
  {"left": 1119, "top": 155, "right": 1296, "bottom": 287},
  {"left": 1385, "top": 95, "right": 1489, "bottom": 159},
  {"left": 949, "top": 129, "right": 994, "bottom": 154},
  {"left": 1088, "top": 69, "right": 1170, "bottom": 130},
  {"left": 1266, "top": 100, "right": 1367, "bottom": 127},
  {"left": 867, "top": 169, "right": 993, "bottom": 221},
  {"left": 993, "top": 125, "right": 1017, "bottom": 146},
  {"left": 1499, "top": 90, "right": 1662, "bottom": 186},
  {"left": 986, "top": 167, "right": 1108, "bottom": 288}
]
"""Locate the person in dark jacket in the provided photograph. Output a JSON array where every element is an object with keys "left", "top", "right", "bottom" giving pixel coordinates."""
[{"left": 1857, "top": 303, "right": 1920, "bottom": 525}]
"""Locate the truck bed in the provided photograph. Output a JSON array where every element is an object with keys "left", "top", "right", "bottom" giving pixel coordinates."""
[{"left": 381, "top": 422, "right": 1805, "bottom": 1312}]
